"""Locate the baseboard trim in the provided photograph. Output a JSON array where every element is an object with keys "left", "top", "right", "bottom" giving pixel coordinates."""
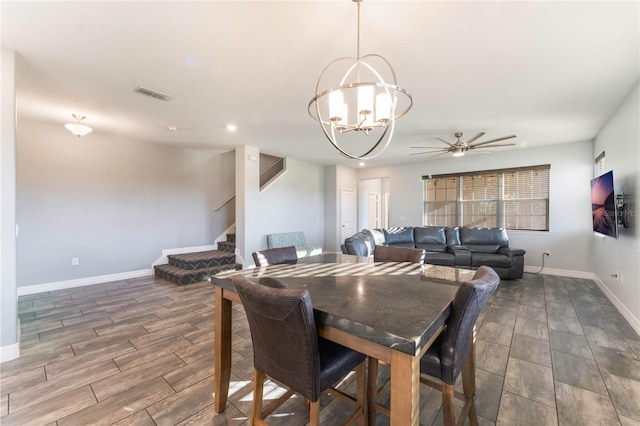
[
  {"left": 592, "top": 275, "right": 640, "bottom": 336},
  {"left": 17, "top": 269, "right": 154, "bottom": 297},
  {"left": 0, "top": 343, "right": 20, "bottom": 363},
  {"left": 523, "top": 265, "right": 594, "bottom": 279}
]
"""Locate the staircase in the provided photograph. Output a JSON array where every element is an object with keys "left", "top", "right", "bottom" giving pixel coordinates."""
[{"left": 154, "top": 234, "right": 242, "bottom": 285}]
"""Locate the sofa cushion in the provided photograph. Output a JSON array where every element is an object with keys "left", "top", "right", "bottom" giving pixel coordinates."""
[
  {"left": 465, "top": 244, "right": 501, "bottom": 254},
  {"left": 414, "top": 227, "right": 446, "bottom": 245},
  {"left": 460, "top": 227, "right": 509, "bottom": 247},
  {"left": 368, "top": 228, "right": 386, "bottom": 246},
  {"left": 384, "top": 227, "right": 414, "bottom": 245},
  {"left": 471, "top": 253, "right": 513, "bottom": 268},
  {"left": 424, "top": 252, "right": 456, "bottom": 266},
  {"left": 416, "top": 243, "right": 448, "bottom": 253},
  {"left": 446, "top": 227, "right": 461, "bottom": 245},
  {"left": 343, "top": 231, "right": 374, "bottom": 257}
]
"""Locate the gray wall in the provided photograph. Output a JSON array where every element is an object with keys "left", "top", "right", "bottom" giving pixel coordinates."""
[
  {"left": 254, "top": 157, "right": 325, "bottom": 255},
  {"left": 358, "top": 140, "right": 595, "bottom": 274},
  {"left": 16, "top": 119, "right": 234, "bottom": 286},
  {"left": 593, "top": 81, "right": 640, "bottom": 330},
  {"left": 1, "top": 47, "right": 18, "bottom": 355}
]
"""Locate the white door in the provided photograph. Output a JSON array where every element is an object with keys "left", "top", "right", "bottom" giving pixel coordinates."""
[
  {"left": 383, "top": 192, "right": 390, "bottom": 228},
  {"left": 368, "top": 193, "right": 380, "bottom": 228},
  {"left": 341, "top": 189, "right": 356, "bottom": 242}
]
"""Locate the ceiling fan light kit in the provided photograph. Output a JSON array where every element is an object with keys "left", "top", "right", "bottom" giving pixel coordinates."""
[
  {"left": 411, "top": 131, "right": 517, "bottom": 159},
  {"left": 308, "top": 0, "right": 412, "bottom": 160}
]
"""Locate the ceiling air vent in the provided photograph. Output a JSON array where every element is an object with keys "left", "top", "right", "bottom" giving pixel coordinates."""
[{"left": 135, "top": 86, "right": 172, "bottom": 101}]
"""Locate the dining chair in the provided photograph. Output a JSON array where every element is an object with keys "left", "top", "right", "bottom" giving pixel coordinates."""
[
  {"left": 372, "top": 245, "right": 425, "bottom": 263},
  {"left": 252, "top": 245, "right": 298, "bottom": 267},
  {"left": 368, "top": 265, "right": 500, "bottom": 426},
  {"left": 233, "top": 275, "right": 368, "bottom": 426}
]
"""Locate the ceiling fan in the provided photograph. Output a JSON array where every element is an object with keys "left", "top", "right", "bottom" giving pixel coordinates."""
[{"left": 410, "top": 132, "right": 516, "bottom": 159}]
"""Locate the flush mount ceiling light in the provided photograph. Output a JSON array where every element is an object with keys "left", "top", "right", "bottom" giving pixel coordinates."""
[
  {"left": 308, "top": 0, "right": 412, "bottom": 160},
  {"left": 64, "top": 114, "right": 92, "bottom": 137}
]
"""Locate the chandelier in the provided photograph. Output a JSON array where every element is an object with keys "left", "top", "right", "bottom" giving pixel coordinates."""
[
  {"left": 65, "top": 114, "right": 92, "bottom": 137},
  {"left": 308, "top": 0, "right": 412, "bottom": 160}
]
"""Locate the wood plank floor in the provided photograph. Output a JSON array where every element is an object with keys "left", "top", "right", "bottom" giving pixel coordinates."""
[{"left": 1, "top": 272, "right": 639, "bottom": 425}]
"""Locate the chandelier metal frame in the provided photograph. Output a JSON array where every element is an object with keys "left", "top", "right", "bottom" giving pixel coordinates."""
[{"left": 308, "top": 0, "right": 412, "bottom": 160}]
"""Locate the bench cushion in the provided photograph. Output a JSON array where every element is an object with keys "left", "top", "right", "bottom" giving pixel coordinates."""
[
  {"left": 267, "top": 232, "right": 307, "bottom": 248},
  {"left": 267, "top": 232, "right": 322, "bottom": 258}
]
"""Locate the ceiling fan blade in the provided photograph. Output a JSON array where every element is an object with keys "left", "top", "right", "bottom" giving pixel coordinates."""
[
  {"left": 426, "top": 151, "right": 452, "bottom": 159},
  {"left": 464, "top": 132, "right": 485, "bottom": 145},
  {"left": 410, "top": 146, "right": 448, "bottom": 151},
  {"left": 469, "top": 142, "right": 516, "bottom": 150},
  {"left": 471, "top": 135, "right": 516, "bottom": 147},
  {"left": 410, "top": 151, "right": 450, "bottom": 159},
  {"left": 436, "top": 138, "right": 455, "bottom": 147}
]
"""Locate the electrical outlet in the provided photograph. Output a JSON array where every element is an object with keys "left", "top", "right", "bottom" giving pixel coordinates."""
[
  {"left": 543, "top": 250, "right": 550, "bottom": 256},
  {"left": 71, "top": 257, "right": 79, "bottom": 266}
]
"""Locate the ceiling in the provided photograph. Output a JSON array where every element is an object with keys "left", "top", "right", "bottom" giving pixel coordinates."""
[{"left": 2, "top": 1, "right": 638, "bottom": 167}]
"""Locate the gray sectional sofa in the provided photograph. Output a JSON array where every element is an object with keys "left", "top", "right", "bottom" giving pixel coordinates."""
[{"left": 341, "top": 226, "right": 526, "bottom": 279}]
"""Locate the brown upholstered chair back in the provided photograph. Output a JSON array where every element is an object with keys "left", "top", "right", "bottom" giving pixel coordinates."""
[
  {"left": 252, "top": 246, "right": 298, "bottom": 267},
  {"left": 373, "top": 245, "right": 425, "bottom": 263},
  {"left": 233, "top": 276, "right": 323, "bottom": 400}
]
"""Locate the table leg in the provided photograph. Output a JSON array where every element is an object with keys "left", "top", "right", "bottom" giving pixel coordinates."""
[
  {"left": 214, "top": 287, "right": 232, "bottom": 413},
  {"left": 390, "top": 350, "right": 420, "bottom": 426}
]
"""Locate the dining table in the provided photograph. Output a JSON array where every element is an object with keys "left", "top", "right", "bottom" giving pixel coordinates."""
[{"left": 210, "top": 252, "right": 476, "bottom": 425}]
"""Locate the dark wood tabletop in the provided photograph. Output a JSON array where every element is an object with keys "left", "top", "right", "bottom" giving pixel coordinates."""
[{"left": 211, "top": 253, "right": 472, "bottom": 356}]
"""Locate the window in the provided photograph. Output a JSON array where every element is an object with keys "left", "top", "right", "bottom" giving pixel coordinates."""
[
  {"left": 595, "top": 151, "right": 605, "bottom": 177},
  {"left": 423, "top": 165, "right": 550, "bottom": 231}
]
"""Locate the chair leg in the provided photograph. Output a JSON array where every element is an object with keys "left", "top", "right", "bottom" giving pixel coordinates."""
[
  {"left": 356, "top": 362, "right": 368, "bottom": 426},
  {"left": 441, "top": 383, "right": 456, "bottom": 426},
  {"left": 367, "top": 357, "right": 379, "bottom": 426},
  {"left": 309, "top": 400, "right": 320, "bottom": 426},
  {"left": 462, "top": 337, "right": 479, "bottom": 426},
  {"left": 251, "top": 369, "right": 265, "bottom": 425}
]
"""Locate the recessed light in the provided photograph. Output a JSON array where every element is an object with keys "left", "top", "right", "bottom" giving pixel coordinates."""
[
  {"left": 359, "top": 162, "right": 365, "bottom": 167},
  {"left": 226, "top": 124, "right": 237, "bottom": 132},
  {"left": 167, "top": 126, "right": 177, "bottom": 131}
]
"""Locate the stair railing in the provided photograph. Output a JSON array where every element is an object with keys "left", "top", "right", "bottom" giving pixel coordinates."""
[{"left": 213, "top": 157, "right": 286, "bottom": 211}]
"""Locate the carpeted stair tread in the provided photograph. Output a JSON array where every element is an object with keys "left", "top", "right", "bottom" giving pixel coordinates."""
[
  {"left": 167, "top": 250, "right": 235, "bottom": 270},
  {"left": 168, "top": 250, "right": 234, "bottom": 262},
  {"left": 217, "top": 241, "right": 235, "bottom": 253},
  {"left": 154, "top": 263, "right": 242, "bottom": 285}
]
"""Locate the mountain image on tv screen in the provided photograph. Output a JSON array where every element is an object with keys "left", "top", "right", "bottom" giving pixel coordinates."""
[{"left": 591, "top": 170, "right": 617, "bottom": 238}]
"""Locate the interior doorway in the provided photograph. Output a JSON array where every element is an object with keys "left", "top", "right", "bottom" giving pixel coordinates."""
[
  {"left": 359, "top": 177, "right": 389, "bottom": 230},
  {"left": 340, "top": 188, "right": 356, "bottom": 243}
]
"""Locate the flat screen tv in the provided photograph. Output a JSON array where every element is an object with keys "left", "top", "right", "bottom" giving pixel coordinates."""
[{"left": 591, "top": 170, "right": 618, "bottom": 238}]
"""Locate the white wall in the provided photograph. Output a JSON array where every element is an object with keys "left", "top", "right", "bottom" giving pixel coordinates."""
[
  {"left": 254, "top": 157, "right": 325, "bottom": 257},
  {"left": 593, "top": 81, "right": 640, "bottom": 332},
  {"left": 235, "top": 145, "right": 260, "bottom": 266},
  {"left": 16, "top": 119, "right": 234, "bottom": 286},
  {"left": 1, "top": 47, "right": 18, "bottom": 360},
  {"left": 358, "top": 140, "right": 595, "bottom": 274}
]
